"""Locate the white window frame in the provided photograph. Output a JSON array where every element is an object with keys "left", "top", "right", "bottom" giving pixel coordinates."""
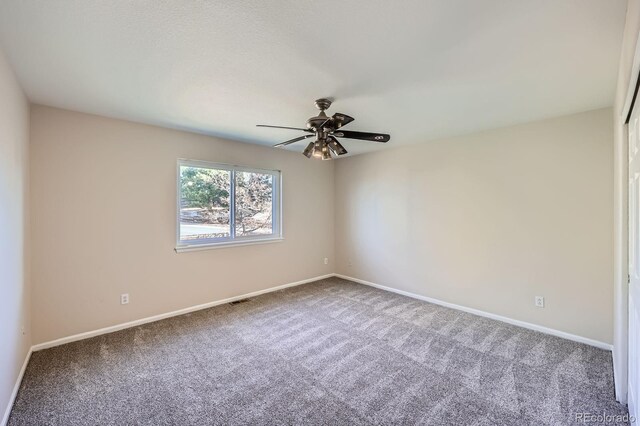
[{"left": 175, "top": 159, "right": 283, "bottom": 252}]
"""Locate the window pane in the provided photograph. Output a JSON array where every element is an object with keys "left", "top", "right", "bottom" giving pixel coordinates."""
[
  {"left": 235, "top": 171, "right": 274, "bottom": 237},
  {"left": 179, "top": 166, "right": 231, "bottom": 241}
]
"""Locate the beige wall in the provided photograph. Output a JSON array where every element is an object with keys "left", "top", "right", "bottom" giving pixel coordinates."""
[
  {"left": 0, "top": 49, "right": 30, "bottom": 420},
  {"left": 335, "top": 108, "right": 614, "bottom": 344},
  {"left": 30, "top": 106, "right": 334, "bottom": 344},
  {"left": 23, "top": 97, "right": 618, "bottom": 350}
]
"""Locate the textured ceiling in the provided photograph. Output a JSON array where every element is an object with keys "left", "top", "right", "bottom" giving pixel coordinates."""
[{"left": 0, "top": 0, "right": 628, "bottom": 156}]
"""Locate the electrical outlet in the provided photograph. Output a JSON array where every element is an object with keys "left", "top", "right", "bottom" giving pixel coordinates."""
[
  {"left": 324, "top": 257, "right": 329, "bottom": 265},
  {"left": 348, "top": 259, "right": 353, "bottom": 267},
  {"left": 21, "top": 326, "right": 25, "bottom": 336},
  {"left": 121, "top": 293, "right": 129, "bottom": 305},
  {"left": 535, "top": 296, "right": 544, "bottom": 308}
]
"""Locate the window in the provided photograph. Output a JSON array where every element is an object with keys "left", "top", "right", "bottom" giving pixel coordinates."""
[{"left": 176, "top": 160, "right": 281, "bottom": 251}]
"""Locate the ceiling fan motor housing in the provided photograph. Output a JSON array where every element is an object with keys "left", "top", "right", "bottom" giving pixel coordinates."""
[
  {"left": 306, "top": 99, "right": 333, "bottom": 131},
  {"left": 306, "top": 113, "right": 332, "bottom": 131}
]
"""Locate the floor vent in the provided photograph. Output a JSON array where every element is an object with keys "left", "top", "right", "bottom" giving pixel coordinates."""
[{"left": 229, "top": 298, "right": 251, "bottom": 305}]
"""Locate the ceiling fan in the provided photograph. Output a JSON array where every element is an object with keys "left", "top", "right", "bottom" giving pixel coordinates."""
[{"left": 257, "top": 98, "right": 390, "bottom": 160}]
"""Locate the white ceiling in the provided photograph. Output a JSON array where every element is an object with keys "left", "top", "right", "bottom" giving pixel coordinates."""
[{"left": 0, "top": 0, "right": 628, "bottom": 156}]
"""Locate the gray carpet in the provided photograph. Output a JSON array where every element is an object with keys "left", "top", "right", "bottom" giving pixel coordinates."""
[{"left": 9, "top": 277, "right": 629, "bottom": 425}]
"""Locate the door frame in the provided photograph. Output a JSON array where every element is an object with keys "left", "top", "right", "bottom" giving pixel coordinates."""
[{"left": 615, "top": 30, "right": 640, "bottom": 405}]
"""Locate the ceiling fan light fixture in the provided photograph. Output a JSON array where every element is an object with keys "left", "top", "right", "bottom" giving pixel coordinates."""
[
  {"left": 302, "top": 141, "right": 314, "bottom": 158},
  {"left": 312, "top": 141, "right": 323, "bottom": 158},
  {"left": 328, "top": 137, "right": 347, "bottom": 155},
  {"left": 321, "top": 143, "right": 332, "bottom": 161}
]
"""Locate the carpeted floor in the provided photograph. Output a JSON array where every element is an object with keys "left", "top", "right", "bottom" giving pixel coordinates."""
[{"left": 9, "top": 277, "right": 629, "bottom": 425}]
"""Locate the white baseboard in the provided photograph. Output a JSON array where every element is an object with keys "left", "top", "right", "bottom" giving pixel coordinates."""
[
  {"left": 31, "top": 272, "right": 614, "bottom": 352},
  {"left": 1, "top": 348, "right": 32, "bottom": 426},
  {"left": 334, "top": 274, "right": 613, "bottom": 351},
  {"left": 3, "top": 274, "right": 332, "bottom": 424},
  {"left": 32, "top": 274, "right": 334, "bottom": 352},
  {"left": 3, "top": 272, "right": 614, "bottom": 424}
]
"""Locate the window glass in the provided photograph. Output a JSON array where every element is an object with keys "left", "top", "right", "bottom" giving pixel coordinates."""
[
  {"left": 235, "top": 171, "right": 273, "bottom": 237},
  {"left": 179, "top": 166, "right": 231, "bottom": 241},
  {"left": 177, "top": 160, "right": 280, "bottom": 248}
]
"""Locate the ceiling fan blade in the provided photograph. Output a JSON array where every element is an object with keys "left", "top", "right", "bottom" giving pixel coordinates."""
[
  {"left": 274, "top": 134, "right": 314, "bottom": 148},
  {"left": 332, "top": 113, "right": 354, "bottom": 129},
  {"left": 332, "top": 130, "right": 390, "bottom": 142},
  {"left": 257, "top": 124, "right": 312, "bottom": 132},
  {"left": 327, "top": 136, "right": 348, "bottom": 155}
]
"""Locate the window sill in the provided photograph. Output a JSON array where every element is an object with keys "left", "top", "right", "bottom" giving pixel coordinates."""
[{"left": 175, "top": 237, "right": 284, "bottom": 253}]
